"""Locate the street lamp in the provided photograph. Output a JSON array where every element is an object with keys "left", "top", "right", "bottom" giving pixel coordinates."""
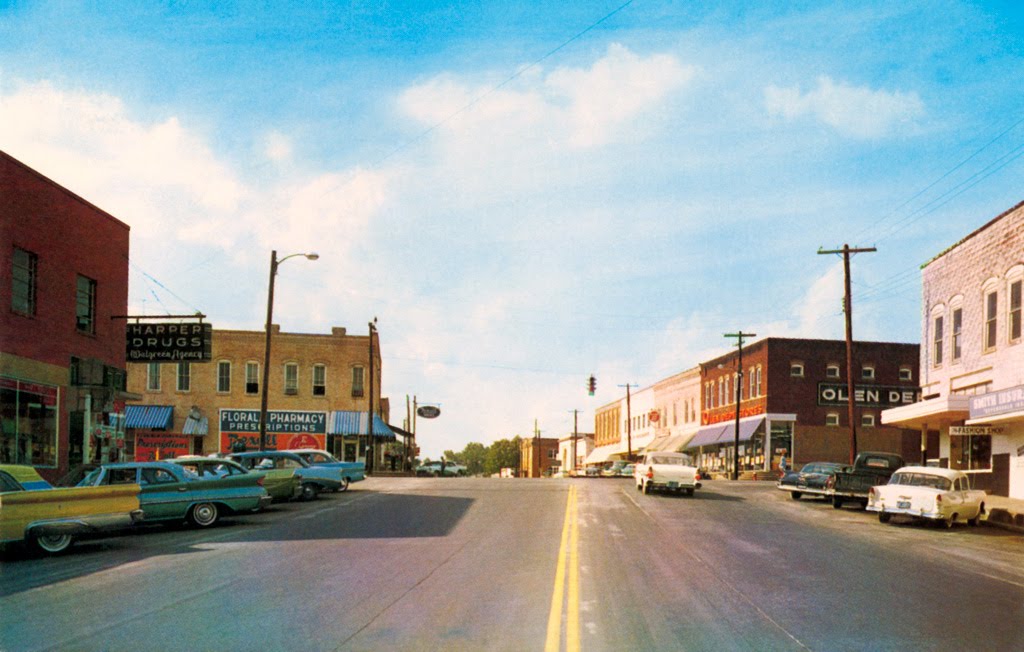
[{"left": 259, "top": 250, "right": 319, "bottom": 451}]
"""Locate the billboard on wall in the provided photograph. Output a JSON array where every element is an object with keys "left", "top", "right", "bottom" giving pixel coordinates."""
[
  {"left": 218, "top": 409, "right": 326, "bottom": 452},
  {"left": 817, "top": 384, "right": 920, "bottom": 407},
  {"left": 969, "top": 384, "right": 1024, "bottom": 420},
  {"left": 127, "top": 322, "right": 212, "bottom": 362}
]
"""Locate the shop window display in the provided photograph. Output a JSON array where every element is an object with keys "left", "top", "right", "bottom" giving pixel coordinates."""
[{"left": 0, "top": 377, "right": 59, "bottom": 467}]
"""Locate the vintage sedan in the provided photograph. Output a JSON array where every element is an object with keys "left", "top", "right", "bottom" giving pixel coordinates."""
[
  {"left": 777, "top": 462, "right": 848, "bottom": 500},
  {"left": 78, "top": 461, "right": 270, "bottom": 528},
  {"left": 867, "top": 466, "right": 987, "bottom": 528},
  {"left": 228, "top": 451, "right": 345, "bottom": 500},
  {"left": 1, "top": 464, "right": 143, "bottom": 554},
  {"left": 283, "top": 449, "right": 366, "bottom": 491}
]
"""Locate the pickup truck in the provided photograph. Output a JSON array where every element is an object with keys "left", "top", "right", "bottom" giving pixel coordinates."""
[
  {"left": 827, "top": 452, "right": 905, "bottom": 509},
  {"left": 1, "top": 464, "right": 143, "bottom": 554},
  {"left": 634, "top": 451, "right": 702, "bottom": 496}
]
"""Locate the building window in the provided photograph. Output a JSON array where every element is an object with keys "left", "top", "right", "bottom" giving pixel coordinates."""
[
  {"left": 284, "top": 363, "right": 298, "bottom": 395},
  {"left": 950, "top": 432, "right": 992, "bottom": 471},
  {"left": 147, "top": 363, "right": 161, "bottom": 391},
  {"left": 313, "top": 364, "right": 326, "bottom": 396},
  {"left": 861, "top": 366, "right": 875, "bottom": 380},
  {"left": 352, "top": 366, "right": 365, "bottom": 398},
  {"left": 861, "top": 414, "right": 875, "bottom": 428},
  {"left": 718, "top": 378, "right": 724, "bottom": 406},
  {"left": 756, "top": 366, "right": 762, "bottom": 396},
  {"left": 933, "top": 315, "right": 944, "bottom": 366},
  {"left": 177, "top": 362, "right": 191, "bottom": 392},
  {"left": 825, "top": 413, "right": 840, "bottom": 427},
  {"left": 749, "top": 368, "right": 755, "bottom": 398},
  {"left": 952, "top": 308, "right": 963, "bottom": 362},
  {"left": 217, "top": 361, "right": 231, "bottom": 393},
  {"left": 899, "top": 367, "right": 913, "bottom": 381},
  {"left": 0, "top": 378, "right": 58, "bottom": 467},
  {"left": 735, "top": 375, "right": 743, "bottom": 402},
  {"left": 11, "top": 247, "right": 38, "bottom": 315},
  {"left": 1010, "top": 280, "right": 1022, "bottom": 342},
  {"left": 790, "top": 363, "right": 804, "bottom": 377},
  {"left": 75, "top": 275, "right": 96, "bottom": 334},
  {"left": 826, "top": 364, "right": 840, "bottom": 378},
  {"left": 245, "top": 362, "right": 260, "bottom": 395},
  {"left": 985, "top": 291, "right": 998, "bottom": 351}
]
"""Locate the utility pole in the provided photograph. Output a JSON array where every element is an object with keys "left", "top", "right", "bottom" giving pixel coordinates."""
[
  {"left": 570, "top": 409, "right": 579, "bottom": 475},
  {"left": 367, "top": 318, "right": 377, "bottom": 474},
  {"left": 724, "top": 331, "right": 756, "bottom": 481},
  {"left": 618, "top": 383, "right": 638, "bottom": 459},
  {"left": 818, "top": 244, "right": 876, "bottom": 464}
]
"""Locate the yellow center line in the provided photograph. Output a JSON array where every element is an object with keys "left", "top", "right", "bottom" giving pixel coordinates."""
[{"left": 545, "top": 484, "right": 580, "bottom": 652}]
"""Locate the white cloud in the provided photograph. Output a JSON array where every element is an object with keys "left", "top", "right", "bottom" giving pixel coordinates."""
[
  {"left": 263, "top": 131, "right": 293, "bottom": 163},
  {"left": 764, "top": 76, "right": 924, "bottom": 138}
]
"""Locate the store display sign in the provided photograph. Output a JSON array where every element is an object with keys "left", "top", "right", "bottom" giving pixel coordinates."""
[
  {"left": 218, "top": 409, "right": 326, "bottom": 452},
  {"left": 969, "top": 384, "right": 1024, "bottom": 420},
  {"left": 136, "top": 434, "right": 191, "bottom": 461},
  {"left": 127, "top": 322, "right": 212, "bottom": 362},
  {"left": 817, "top": 384, "right": 920, "bottom": 407}
]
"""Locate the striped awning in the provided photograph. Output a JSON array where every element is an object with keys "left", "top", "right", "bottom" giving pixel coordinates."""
[
  {"left": 327, "top": 411, "right": 397, "bottom": 441},
  {"left": 182, "top": 416, "right": 209, "bottom": 435},
  {"left": 125, "top": 405, "right": 174, "bottom": 430}
]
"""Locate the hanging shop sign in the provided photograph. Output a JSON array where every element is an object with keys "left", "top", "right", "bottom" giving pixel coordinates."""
[
  {"left": 969, "top": 384, "right": 1024, "bottom": 420},
  {"left": 417, "top": 405, "right": 441, "bottom": 419},
  {"left": 218, "top": 409, "right": 326, "bottom": 452},
  {"left": 817, "top": 383, "right": 920, "bottom": 407},
  {"left": 648, "top": 410, "right": 660, "bottom": 423},
  {"left": 127, "top": 322, "right": 212, "bottom": 362}
]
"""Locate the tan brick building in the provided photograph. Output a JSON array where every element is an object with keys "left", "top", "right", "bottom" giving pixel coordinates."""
[
  {"left": 519, "top": 436, "right": 559, "bottom": 478},
  {"left": 125, "top": 325, "right": 396, "bottom": 467}
]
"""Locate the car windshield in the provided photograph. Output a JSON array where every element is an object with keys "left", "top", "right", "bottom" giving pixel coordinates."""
[
  {"left": 78, "top": 468, "right": 103, "bottom": 486},
  {"left": 650, "top": 455, "right": 693, "bottom": 466},
  {"left": 890, "top": 472, "right": 952, "bottom": 490}
]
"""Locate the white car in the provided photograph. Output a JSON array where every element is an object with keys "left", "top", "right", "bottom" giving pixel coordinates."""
[
  {"left": 867, "top": 466, "right": 986, "bottom": 528},
  {"left": 634, "top": 451, "right": 702, "bottom": 496}
]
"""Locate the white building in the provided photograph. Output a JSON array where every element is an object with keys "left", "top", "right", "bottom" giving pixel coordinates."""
[
  {"left": 882, "top": 200, "right": 1024, "bottom": 499},
  {"left": 558, "top": 432, "right": 594, "bottom": 475},
  {"left": 647, "top": 366, "right": 701, "bottom": 452}
]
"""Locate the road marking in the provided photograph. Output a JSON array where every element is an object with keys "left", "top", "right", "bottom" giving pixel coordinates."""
[{"left": 545, "top": 484, "right": 580, "bottom": 652}]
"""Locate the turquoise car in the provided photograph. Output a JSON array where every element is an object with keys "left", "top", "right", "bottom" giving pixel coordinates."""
[
  {"left": 228, "top": 451, "right": 346, "bottom": 501},
  {"left": 77, "top": 461, "right": 270, "bottom": 528},
  {"left": 284, "top": 449, "right": 366, "bottom": 491}
]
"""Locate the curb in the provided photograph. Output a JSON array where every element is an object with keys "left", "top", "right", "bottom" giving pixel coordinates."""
[{"left": 983, "top": 508, "right": 1024, "bottom": 534}]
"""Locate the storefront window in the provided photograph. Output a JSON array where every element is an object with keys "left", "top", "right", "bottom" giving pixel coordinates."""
[
  {"left": 0, "top": 377, "right": 59, "bottom": 467},
  {"left": 950, "top": 433, "right": 992, "bottom": 471}
]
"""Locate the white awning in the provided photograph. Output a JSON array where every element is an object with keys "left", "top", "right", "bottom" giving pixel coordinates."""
[{"left": 584, "top": 445, "right": 626, "bottom": 465}]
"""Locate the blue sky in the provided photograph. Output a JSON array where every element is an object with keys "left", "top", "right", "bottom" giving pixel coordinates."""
[{"left": 2, "top": 1, "right": 1023, "bottom": 458}]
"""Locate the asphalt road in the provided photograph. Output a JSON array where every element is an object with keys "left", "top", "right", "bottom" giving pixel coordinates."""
[{"left": 1, "top": 477, "right": 1022, "bottom": 652}]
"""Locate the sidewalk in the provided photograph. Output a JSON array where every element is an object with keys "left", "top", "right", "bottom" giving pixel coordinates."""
[{"left": 983, "top": 494, "right": 1024, "bottom": 533}]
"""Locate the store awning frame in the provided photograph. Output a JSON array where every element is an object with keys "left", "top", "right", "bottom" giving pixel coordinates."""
[
  {"left": 327, "top": 411, "right": 397, "bottom": 441},
  {"left": 125, "top": 405, "right": 174, "bottom": 430}
]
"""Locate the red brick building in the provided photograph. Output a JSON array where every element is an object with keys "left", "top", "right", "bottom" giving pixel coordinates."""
[
  {"left": 519, "top": 436, "right": 559, "bottom": 478},
  {"left": 688, "top": 338, "right": 920, "bottom": 474},
  {"left": 1, "top": 150, "right": 132, "bottom": 482}
]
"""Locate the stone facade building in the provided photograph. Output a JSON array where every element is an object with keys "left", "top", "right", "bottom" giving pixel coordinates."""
[{"left": 883, "top": 200, "right": 1024, "bottom": 498}]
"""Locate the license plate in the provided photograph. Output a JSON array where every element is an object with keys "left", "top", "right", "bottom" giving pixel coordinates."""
[
  {"left": 897, "top": 501, "right": 911, "bottom": 509},
  {"left": 668, "top": 481, "right": 678, "bottom": 488}
]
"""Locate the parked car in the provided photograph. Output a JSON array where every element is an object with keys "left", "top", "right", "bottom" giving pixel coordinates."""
[
  {"left": 777, "top": 462, "right": 848, "bottom": 500},
  {"left": 228, "top": 451, "right": 346, "bottom": 499},
  {"left": 584, "top": 466, "right": 602, "bottom": 477},
  {"left": 828, "top": 451, "right": 905, "bottom": 509},
  {"left": 634, "top": 452, "right": 701, "bottom": 496},
  {"left": 415, "top": 461, "right": 467, "bottom": 477},
  {"left": 283, "top": 449, "right": 365, "bottom": 491},
  {"left": 221, "top": 453, "right": 301, "bottom": 502},
  {"left": 619, "top": 464, "right": 636, "bottom": 477},
  {"left": 77, "top": 461, "right": 270, "bottom": 529},
  {"left": 867, "top": 466, "right": 987, "bottom": 528},
  {"left": 601, "top": 460, "right": 628, "bottom": 477},
  {"left": 1, "top": 464, "right": 143, "bottom": 554}
]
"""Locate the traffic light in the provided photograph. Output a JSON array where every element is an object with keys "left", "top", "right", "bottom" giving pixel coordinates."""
[{"left": 587, "top": 375, "right": 596, "bottom": 396}]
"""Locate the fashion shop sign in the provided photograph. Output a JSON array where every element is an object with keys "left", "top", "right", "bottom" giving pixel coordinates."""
[{"left": 818, "top": 384, "right": 920, "bottom": 407}]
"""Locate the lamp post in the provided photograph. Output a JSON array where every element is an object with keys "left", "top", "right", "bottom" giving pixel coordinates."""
[{"left": 259, "top": 250, "right": 319, "bottom": 451}]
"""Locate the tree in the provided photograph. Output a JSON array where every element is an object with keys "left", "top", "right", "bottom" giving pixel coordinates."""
[{"left": 483, "top": 437, "right": 521, "bottom": 477}]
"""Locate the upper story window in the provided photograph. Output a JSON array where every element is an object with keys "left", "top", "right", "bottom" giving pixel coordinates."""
[
  {"left": 284, "top": 363, "right": 299, "bottom": 395},
  {"left": 825, "top": 413, "right": 840, "bottom": 427},
  {"left": 312, "top": 364, "right": 326, "bottom": 396},
  {"left": 933, "top": 315, "right": 944, "bottom": 366},
  {"left": 735, "top": 375, "right": 743, "bottom": 402},
  {"left": 146, "top": 362, "right": 161, "bottom": 391},
  {"left": 861, "top": 365, "right": 875, "bottom": 380},
  {"left": 952, "top": 307, "right": 963, "bottom": 362},
  {"left": 352, "top": 366, "right": 365, "bottom": 398},
  {"left": 749, "top": 368, "right": 755, "bottom": 398},
  {"left": 790, "top": 363, "right": 804, "bottom": 377},
  {"left": 899, "top": 367, "right": 913, "bottom": 381},
  {"left": 1010, "top": 279, "right": 1022, "bottom": 343},
  {"left": 861, "top": 414, "right": 876, "bottom": 428},
  {"left": 245, "top": 362, "right": 259, "bottom": 395},
  {"left": 217, "top": 361, "right": 231, "bottom": 393},
  {"left": 11, "top": 247, "right": 37, "bottom": 316},
  {"left": 75, "top": 275, "right": 96, "bottom": 334},
  {"left": 755, "top": 366, "right": 763, "bottom": 396},
  {"left": 177, "top": 362, "right": 191, "bottom": 392},
  {"left": 718, "top": 378, "right": 724, "bottom": 406},
  {"left": 984, "top": 286, "right": 999, "bottom": 351},
  {"left": 826, "top": 364, "right": 840, "bottom": 378}
]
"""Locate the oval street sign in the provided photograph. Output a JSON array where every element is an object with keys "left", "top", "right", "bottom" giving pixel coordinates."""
[{"left": 417, "top": 406, "right": 441, "bottom": 419}]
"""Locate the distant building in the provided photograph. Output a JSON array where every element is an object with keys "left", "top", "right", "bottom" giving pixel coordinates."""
[
  {"left": 883, "top": 200, "right": 1024, "bottom": 499},
  {"left": 558, "top": 431, "right": 594, "bottom": 475},
  {"left": 588, "top": 384, "right": 655, "bottom": 467},
  {"left": 648, "top": 366, "right": 701, "bottom": 453},
  {"left": 1, "top": 150, "right": 132, "bottom": 482},
  {"left": 520, "top": 436, "right": 559, "bottom": 478},
  {"left": 124, "top": 325, "right": 402, "bottom": 469}
]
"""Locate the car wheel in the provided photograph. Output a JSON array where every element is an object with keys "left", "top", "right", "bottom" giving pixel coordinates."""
[
  {"left": 790, "top": 491, "right": 802, "bottom": 500},
  {"left": 338, "top": 477, "right": 351, "bottom": 492},
  {"left": 300, "top": 482, "right": 319, "bottom": 501},
  {"left": 189, "top": 502, "right": 219, "bottom": 528},
  {"left": 684, "top": 488, "right": 694, "bottom": 497},
  {"left": 33, "top": 533, "right": 74, "bottom": 554},
  {"left": 642, "top": 480, "right": 650, "bottom": 495},
  {"left": 636, "top": 482, "right": 642, "bottom": 491},
  {"left": 943, "top": 513, "right": 956, "bottom": 529},
  {"left": 968, "top": 503, "right": 985, "bottom": 526},
  {"left": 878, "top": 512, "right": 892, "bottom": 524},
  {"left": 832, "top": 497, "right": 844, "bottom": 509}
]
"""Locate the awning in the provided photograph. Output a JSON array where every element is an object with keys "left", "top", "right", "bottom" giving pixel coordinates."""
[
  {"left": 713, "top": 417, "right": 765, "bottom": 445},
  {"left": 584, "top": 445, "right": 622, "bottom": 465},
  {"left": 327, "top": 411, "right": 397, "bottom": 441},
  {"left": 686, "top": 424, "right": 727, "bottom": 448},
  {"left": 182, "top": 416, "right": 208, "bottom": 435},
  {"left": 125, "top": 405, "right": 174, "bottom": 430}
]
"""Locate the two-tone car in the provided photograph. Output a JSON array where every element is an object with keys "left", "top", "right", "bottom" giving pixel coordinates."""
[
  {"left": 777, "top": 462, "right": 848, "bottom": 500},
  {"left": 283, "top": 449, "right": 365, "bottom": 491},
  {"left": 228, "top": 451, "right": 345, "bottom": 500},
  {"left": 77, "top": 461, "right": 270, "bottom": 528},
  {"left": 867, "top": 466, "right": 987, "bottom": 529},
  {"left": 1, "top": 464, "right": 143, "bottom": 554},
  {"left": 634, "top": 452, "right": 702, "bottom": 496}
]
